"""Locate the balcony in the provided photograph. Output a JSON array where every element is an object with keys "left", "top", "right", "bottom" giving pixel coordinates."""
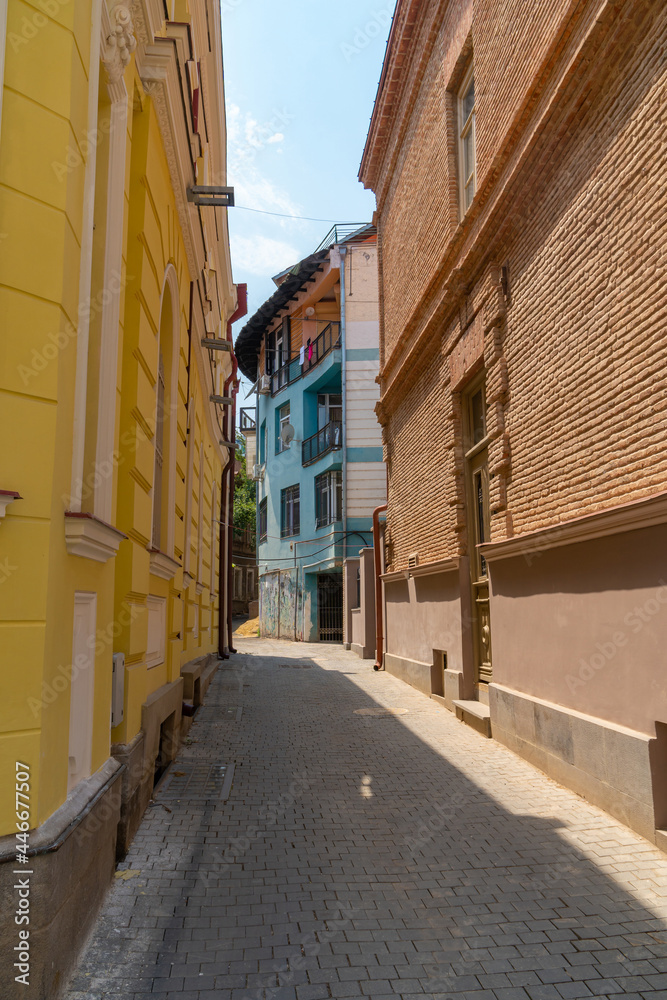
[
  {"left": 270, "top": 321, "right": 341, "bottom": 396},
  {"left": 239, "top": 408, "right": 256, "bottom": 432},
  {"left": 302, "top": 420, "right": 342, "bottom": 467},
  {"left": 233, "top": 525, "right": 256, "bottom": 554}
]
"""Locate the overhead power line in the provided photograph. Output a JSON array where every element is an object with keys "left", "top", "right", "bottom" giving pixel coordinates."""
[{"left": 234, "top": 205, "right": 367, "bottom": 225}]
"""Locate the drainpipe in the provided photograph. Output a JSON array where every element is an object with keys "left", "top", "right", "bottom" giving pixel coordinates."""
[
  {"left": 373, "top": 503, "right": 387, "bottom": 670},
  {"left": 339, "top": 246, "right": 348, "bottom": 564},
  {"left": 218, "top": 284, "right": 247, "bottom": 658}
]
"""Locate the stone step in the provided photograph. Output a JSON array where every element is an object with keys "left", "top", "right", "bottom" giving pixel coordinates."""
[
  {"left": 656, "top": 830, "right": 667, "bottom": 855},
  {"left": 453, "top": 699, "right": 492, "bottom": 738}
]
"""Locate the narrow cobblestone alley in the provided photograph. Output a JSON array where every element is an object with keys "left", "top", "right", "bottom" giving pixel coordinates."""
[{"left": 65, "top": 640, "right": 667, "bottom": 1000}]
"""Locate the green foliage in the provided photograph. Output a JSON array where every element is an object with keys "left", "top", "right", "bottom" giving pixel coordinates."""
[{"left": 233, "top": 434, "right": 256, "bottom": 532}]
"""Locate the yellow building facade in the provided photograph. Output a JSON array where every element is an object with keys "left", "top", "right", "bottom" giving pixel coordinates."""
[{"left": 0, "top": 1, "right": 239, "bottom": 993}]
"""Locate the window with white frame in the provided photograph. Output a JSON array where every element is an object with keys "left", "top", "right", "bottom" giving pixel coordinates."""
[
  {"left": 458, "top": 64, "right": 476, "bottom": 215},
  {"left": 277, "top": 402, "right": 291, "bottom": 453},
  {"left": 315, "top": 470, "right": 342, "bottom": 528},
  {"left": 317, "top": 393, "right": 342, "bottom": 430}
]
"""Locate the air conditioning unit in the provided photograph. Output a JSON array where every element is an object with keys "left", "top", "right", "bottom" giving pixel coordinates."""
[
  {"left": 252, "top": 464, "right": 265, "bottom": 482},
  {"left": 258, "top": 375, "right": 271, "bottom": 394},
  {"left": 111, "top": 652, "right": 125, "bottom": 728}
]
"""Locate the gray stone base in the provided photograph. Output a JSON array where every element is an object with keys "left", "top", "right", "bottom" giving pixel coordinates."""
[
  {"left": 112, "top": 677, "right": 183, "bottom": 859},
  {"left": 384, "top": 652, "right": 432, "bottom": 696},
  {"left": 112, "top": 659, "right": 219, "bottom": 858},
  {"left": 489, "top": 683, "right": 659, "bottom": 842},
  {"left": 0, "top": 759, "right": 123, "bottom": 1000},
  {"left": 110, "top": 730, "right": 148, "bottom": 859}
]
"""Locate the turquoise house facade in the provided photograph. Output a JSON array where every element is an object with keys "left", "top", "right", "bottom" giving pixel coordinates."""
[{"left": 235, "top": 226, "right": 386, "bottom": 642}]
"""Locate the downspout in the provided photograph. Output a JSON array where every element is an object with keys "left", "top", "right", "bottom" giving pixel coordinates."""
[
  {"left": 218, "top": 284, "right": 247, "bottom": 658},
  {"left": 373, "top": 503, "right": 387, "bottom": 670},
  {"left": 226, "top": 371, "right": 239, "bottom": 655},
  {"left": 339, "top": 246, "right": 348, "bottom": 563}
]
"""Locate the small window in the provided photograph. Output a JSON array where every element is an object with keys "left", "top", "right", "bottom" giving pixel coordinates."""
[
  {"left": 315, "top": 470, "right": 342, "bottom": 528},
  {"left": 280, "top": 484, "right": 300, "bottom": 538},
  {"left": 355, "top": 567, "right": 361, "bottom": 609},
  {"left": 259, "top": 498, "right": 267, "bottom": 543},
  {"left": 470, "top": 385, "right": 486, "bottom": 445},
  {"left": 276, "top": 402, "right": 291, "bottom": 453},
  {"left": 458, "top": 65, "right": 476, "bottom": 215}
]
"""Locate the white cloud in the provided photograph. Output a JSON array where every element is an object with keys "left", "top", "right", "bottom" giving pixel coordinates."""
[
  {"left": 231, "top": 235, "right": 300, "bottom": 276},
  {"left": 227, "top": 103, "right": 303, "bottom": 226}
]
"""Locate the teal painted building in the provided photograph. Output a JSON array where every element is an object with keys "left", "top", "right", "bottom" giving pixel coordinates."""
[{"left": 235, "top": 226, "right": 386, "bottom": 642}]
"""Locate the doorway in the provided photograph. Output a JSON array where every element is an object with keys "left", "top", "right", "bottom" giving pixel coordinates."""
[
  {"left": 463, "top": 377, "right": 492, "bottom": 688},
  {"left": 318, "top": 572, "right": 343, "bottom": 642}
]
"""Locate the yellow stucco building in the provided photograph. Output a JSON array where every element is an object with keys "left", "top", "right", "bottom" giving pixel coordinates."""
[{"left": 0, "top": 2, "right": 240, "bottom": 993}]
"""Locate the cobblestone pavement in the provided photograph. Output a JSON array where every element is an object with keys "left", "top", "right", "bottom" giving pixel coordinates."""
[{"left": 65, "top": 639, "right": 667, "bottom": 1000}]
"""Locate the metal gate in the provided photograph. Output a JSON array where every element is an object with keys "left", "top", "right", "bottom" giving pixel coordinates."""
[{"left": 317, "top": 572, "right": 343, "bottom": 642}]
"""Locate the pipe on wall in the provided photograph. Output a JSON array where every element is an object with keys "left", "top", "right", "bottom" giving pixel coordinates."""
[
  {"left": 373, "top": 503, "right": 387, "bottom": 670},
  {"left": 339, "top": 246, "right": 348, "bottom": 565},
  {"left": 218, "top": 284, "right": 247, "bottom": 658}
]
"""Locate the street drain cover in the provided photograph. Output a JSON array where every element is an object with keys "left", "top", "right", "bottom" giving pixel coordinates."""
[
  {"left": 205, "top": 705, "right": 243, "bottom": 720},
  {"left": 354, "top": 707, "right": 408, "bottom": 717},
  {"left": 157, "top": 762, "right": 234, "bottom": 802},
  {"left": 279, "top": 663, "right": 312, "bottom": 669}
]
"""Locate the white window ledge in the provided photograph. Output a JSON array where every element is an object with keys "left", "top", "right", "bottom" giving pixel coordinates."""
[
  {"left": 148, "top": 547, "right": 181, "bottom": 580},
  {"left": 0, "top": 490, "right": 21, "bottom": 522},
  {"left": 64, "top": 512, "right": 127, "bottom": 563}
]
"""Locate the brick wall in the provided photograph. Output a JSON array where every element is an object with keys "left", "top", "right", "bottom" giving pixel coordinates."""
[{"left": 364, "top": 0, "right": 667, "bottom": 569}]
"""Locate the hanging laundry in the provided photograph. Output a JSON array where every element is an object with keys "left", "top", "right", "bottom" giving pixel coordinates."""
[
  {"left": 307, "top": 338, "right": 313, "bottom": 362},
  {"left": 299, "top": 346, "right": 305, "bottom": 365}
]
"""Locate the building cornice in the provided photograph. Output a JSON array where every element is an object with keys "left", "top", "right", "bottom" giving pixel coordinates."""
[
  {"left": 480, "top": 491, "right": 667, "bottom": 563},
  {"left": 130, "top": 0, "right": 234, "bottom": 468},
  {"left": 409, "top": 556, "right": 459, "bottom": 578},
  {"left": 371, "top": 0, "right": 613, "bottom": 411},
  {"left": 380, "top": 570, "right": 409, "bottom": 583},
  {"left": 359, "top": 0, "right": 425, "bottom": 192}
]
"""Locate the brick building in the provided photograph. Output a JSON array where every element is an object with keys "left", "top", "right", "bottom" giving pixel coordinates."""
[{"left": 360, "top": 0, "right": 667, "bottom": 846}]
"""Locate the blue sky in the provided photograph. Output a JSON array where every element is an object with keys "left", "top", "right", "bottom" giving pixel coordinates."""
[{"left": 221, "top": 0, "right": 395, "bottom": 387}]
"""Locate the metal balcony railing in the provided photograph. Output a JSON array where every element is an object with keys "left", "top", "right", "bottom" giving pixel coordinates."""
[
  {"left": 302, "top": 420, "right": 343, "bottom": 467},
  {"left": 270, "top": 321, "right": 341, "bottom": 396}
]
